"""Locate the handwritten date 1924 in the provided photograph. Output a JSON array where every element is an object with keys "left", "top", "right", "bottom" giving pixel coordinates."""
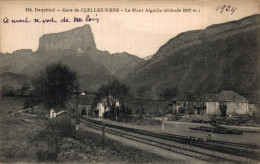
[{"left": 216, "top": 5, "right": 236, "bottom": 15}]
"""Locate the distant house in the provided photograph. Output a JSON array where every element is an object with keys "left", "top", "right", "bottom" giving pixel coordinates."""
[
  {"left": 170, "top": 94, "right": 190, "bottom": 114},
  {"left": 78, "top": 95, "right": 96, "bottom": 116},
  {"left": 217, "top": 91, "right": 249, "bottom": 117}
]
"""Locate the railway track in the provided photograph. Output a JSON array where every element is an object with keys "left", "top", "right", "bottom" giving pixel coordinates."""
[{"left": 81, "top": 118, "right": 260, "bottom": 163}]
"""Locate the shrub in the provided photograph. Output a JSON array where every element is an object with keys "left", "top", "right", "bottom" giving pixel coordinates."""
[{"left": 35, "top": 122, "right": 59, "bottom": 162}]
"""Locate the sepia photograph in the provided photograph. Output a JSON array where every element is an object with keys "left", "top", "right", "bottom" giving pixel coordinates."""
[{"left": 0, "top": 0, "right": 259, "bottom": 163}]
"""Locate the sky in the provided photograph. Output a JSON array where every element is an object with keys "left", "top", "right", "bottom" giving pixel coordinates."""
[{"left": 0, "top": 0, "right": 259, "bottom": 58}]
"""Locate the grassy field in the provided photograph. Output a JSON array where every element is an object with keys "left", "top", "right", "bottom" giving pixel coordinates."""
[
  {"left": 0, "top": 116, "right": 47, "bottom": 162},
  {"left": 0, "top": 116, "right": 174, "bottom": 163},
  {"left": 0, "top": 97, "right": 26, "bottom": 115},
  {"left": 59, "top": 129, "right": 175, "bottom": 163},
  {"left": 0, "top": 97, "right": 174, "bottom": 163}
]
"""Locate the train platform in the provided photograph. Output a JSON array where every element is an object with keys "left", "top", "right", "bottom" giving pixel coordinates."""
[
  {"left": 85, "top": 117, "right": 260, "bottom": 145},
  {"left": 165, "top": 120, "right": 260, "bottom": 130}
]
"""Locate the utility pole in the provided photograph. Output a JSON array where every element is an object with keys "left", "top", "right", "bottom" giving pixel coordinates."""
[
  {"left": 162, "top": 115, "right": 165, "bottom": 130},
  {"left": 246, "top": 103, "right": 248, "bottom": 125},
  {"left": 160, "top": 101, "right": 165, "bottom": 131}
]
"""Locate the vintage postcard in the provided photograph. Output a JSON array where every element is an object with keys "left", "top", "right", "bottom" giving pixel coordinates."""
[{"left": 0, "top": 0, "right": 259, "bottom": 163}]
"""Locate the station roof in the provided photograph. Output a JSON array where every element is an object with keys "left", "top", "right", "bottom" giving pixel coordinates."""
[{"left": 217, "top": 91, "right": 248, "bottom": 102}]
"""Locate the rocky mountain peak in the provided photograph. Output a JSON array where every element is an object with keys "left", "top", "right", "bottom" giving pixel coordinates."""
[{"left": 38, "top": 24, "right": 96, "bottom": 52}]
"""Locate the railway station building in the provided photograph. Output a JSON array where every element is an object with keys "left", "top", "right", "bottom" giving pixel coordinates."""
[{"left": 170, "top": 91, "right": 249, "bottom": 117}]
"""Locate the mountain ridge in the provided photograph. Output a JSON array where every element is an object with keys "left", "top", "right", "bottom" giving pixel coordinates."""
[
  {"left": 124, "top": 14, "right": 260, "bottom": 103},
  {"left": 133, "top": 14, "right": 260, "bottom": 74}
]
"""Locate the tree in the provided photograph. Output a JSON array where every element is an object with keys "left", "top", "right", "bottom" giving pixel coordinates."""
[
  {"left": 133, "top": 85, "right": 150, "bottom": 114},
  {"left": 159, "top": 86, "right": 178, "bottom": 100},
  {"left": 96, "top": 78, "right": 130, "bottom": 116},
  {"left": 96, "top": 84, "right": 110, "bottom": 111},
  {"left": 33, "top": 62, "right": 79, "bottom": 109}
]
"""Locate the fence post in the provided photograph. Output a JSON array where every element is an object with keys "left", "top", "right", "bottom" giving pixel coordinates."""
[
  {"left": 76, "top": 119, "right": 79, "bottom": 131},
  {"left": 102, "top": 122, "right": 105, "bottom": 149}
]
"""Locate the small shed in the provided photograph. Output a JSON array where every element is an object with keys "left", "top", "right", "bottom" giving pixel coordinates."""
[
  {"left": 56, "top": 111, "right": 72, "bottom": 128},
  {"left": 50, "top": 109, "right": 56, "bottom": 119}
]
